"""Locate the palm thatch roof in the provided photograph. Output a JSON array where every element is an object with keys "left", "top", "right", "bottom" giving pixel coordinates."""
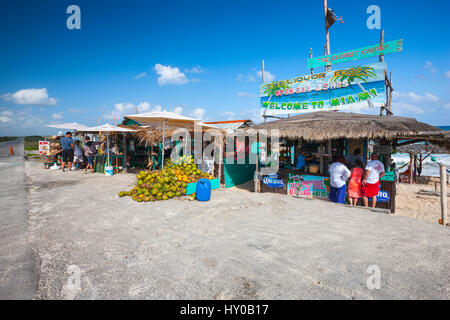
[
  {"left": 119, "top": 124, "right": 225, "bottom": 147},
  {"left": 250, "top": 111, "right": 444, "bottom": 142}
]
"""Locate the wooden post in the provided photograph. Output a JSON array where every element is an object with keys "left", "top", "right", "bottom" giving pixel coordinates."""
[
  {"left": 409, "top": 152, "right": 413, "bottom": 184},
  {"left": 123, "top": 134, "right": 127, "bottom": 173},
  {"left": 262, "top": 60, "right": 267, "bottom": 123},
  {"left": 440, "top": 164, "right": 448, "bottom": 226},
  {"left": 309, "top": 48, "right": 314, "bottom": 75},
  {"left": 388, "top": 71, "right": 393, "bottom": 116},
  {"left": 218, "top": 137, "right": 223, "bottom": 187},
  {"left": 379, "top": 30, "right": 384, "bottom": 62},
  {"left": 413, "top": 154, "right": 417, "bottom": 182},
  {"left": 324, "top": 0, "right": 331, "bottom": 72},
  {"left": 254, "top": 134, "right": 259, "bottom": 193},
  {"left": 319, "top": 143, "right": 324, "bottom": 175}
]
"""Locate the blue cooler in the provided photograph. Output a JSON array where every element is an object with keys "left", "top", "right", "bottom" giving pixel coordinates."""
[{"left": 196, "top": 179, "right": 211, "bottom": 201}]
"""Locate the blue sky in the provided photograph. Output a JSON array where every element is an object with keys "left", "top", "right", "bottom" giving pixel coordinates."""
[{"left": 0, "top": 0, "right": 449, "bottom": 136}]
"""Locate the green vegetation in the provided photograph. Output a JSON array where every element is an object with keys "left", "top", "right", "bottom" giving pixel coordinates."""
[
  {"left": 24, "top": 136, "right": 45, "bottom": 151},
  {"left": 0, "top": 136, "right": 18, "bottom": 143}
]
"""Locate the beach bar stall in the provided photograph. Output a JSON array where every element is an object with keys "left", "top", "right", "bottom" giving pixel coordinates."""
[{"left": 250, "top": 111, "right": 443, "bottom": 213}]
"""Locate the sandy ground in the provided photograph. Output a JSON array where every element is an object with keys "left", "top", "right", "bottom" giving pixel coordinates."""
[
  {"left": 395, "top": 183, "right": 450, "bottom": 223},
  {"left": 20, "top": 160, "right": 449, "bottom": 300}
]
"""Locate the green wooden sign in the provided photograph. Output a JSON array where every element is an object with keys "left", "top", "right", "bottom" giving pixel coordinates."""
[{"left": 308, "top": 39, "right": 403, "bottom": 69}]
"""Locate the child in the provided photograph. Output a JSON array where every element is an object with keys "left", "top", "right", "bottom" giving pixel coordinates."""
[
  {"left": 348, "top": 159, "right": 364, "bottom": 206},
  {"left": 72, "top": 140, "right": 84, "bottom": 170}
]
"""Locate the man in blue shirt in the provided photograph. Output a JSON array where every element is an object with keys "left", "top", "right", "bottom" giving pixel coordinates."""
[{"left": 60, "top": 132, "right": 74, "bottom": 172}]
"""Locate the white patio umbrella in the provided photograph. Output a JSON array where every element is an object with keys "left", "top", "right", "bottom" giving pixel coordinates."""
[
  {"left": 47, "top": 122, "right": 90, "bottom": 131},
  {"left": 124, "top": 111, "right": 217, "bottom": 169},
  {"left": 79, "top": 124, "right": 135, "bottom": 169}
]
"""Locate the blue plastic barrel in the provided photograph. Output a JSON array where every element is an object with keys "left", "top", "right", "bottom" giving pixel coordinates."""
[{"left": 196, "top": 179, "right": 211, "bottom": 201}]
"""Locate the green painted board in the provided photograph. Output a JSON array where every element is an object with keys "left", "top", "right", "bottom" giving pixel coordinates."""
[{"left": 308, "top": 39, "right": 403, "bottom": 69}]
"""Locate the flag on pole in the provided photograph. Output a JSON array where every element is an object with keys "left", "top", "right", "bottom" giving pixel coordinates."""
[{"left": 326, "top": 8, "right": 344, "bottom": 28}]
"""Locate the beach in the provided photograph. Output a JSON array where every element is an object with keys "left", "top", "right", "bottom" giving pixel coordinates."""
[{"left": 395, "top": 178, "right": 449, "bottom": 223}]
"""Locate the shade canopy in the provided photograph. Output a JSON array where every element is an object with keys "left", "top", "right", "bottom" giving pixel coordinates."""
[
  {"left": 47, "top": 122, "right": 90, "bottom": 130},
  {"left": 79, "top": 123, "right": 135, "bottom": 133},
  {"left": 124, "top": 111, "right": 218, "bottom": 129}
]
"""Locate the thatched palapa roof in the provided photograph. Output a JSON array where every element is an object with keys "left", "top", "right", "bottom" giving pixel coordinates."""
[{"left": 250, "top": 111, "right": 444, "bottom": 142}]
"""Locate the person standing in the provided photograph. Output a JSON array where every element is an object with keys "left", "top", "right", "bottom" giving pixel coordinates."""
[
  {"left": 362, "top": 153, "right": 385, "bottom": 208},
  {"left": 328, "top": 156, "right": 351, "bottom": 204},
  {"left": 60, "top": 132, "right": 74, "bottom": 172},
  {"left": 348, "top": 159, "right": 364, "bottom": 206},
  {"left": 346, "top": 148, "right": 364, "bottom": 169},
  {"left": 72, "top": 140, "right": 83, "bottom": 170},
  {"left": 83, "top": 136, "right": 98, "bottom": 173}
]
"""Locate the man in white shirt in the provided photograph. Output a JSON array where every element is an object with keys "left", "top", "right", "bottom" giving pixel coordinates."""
[
  {"left": 328, "top": 156, "right": 351, "bottom": 204},
  {"left": 362, "top": 153, "right": 385, "bottom": 208}
]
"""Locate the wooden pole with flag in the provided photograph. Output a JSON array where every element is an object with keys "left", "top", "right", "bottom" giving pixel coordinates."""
[{"left": 324, "top": 0, "right": 331, "bottom": 72}]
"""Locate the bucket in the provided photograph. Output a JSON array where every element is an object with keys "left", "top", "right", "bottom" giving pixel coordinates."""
[
  {"left": 196, "top": 179, "right": 211, "bottom": 201},
  {"left": 105, "top": 166, "right": 114, "bottom": 176}
]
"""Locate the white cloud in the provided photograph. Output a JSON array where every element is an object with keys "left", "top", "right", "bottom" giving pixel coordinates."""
[
  {"left": 237, "top": 91, "right": 255, "bottom": 98},
  {"left": 257, "top": 70, "right": 275, "bottom": 82},
  {"left": 247, "top": 74, "right": 256, "bottom": 82},
  {"left": 51, "top": 112, "right": 63, "bottom": 120},
  {"left": 424, "top": 61, "right": 437, "bottom": 74},
  {"left": 135, "top": 72, "right": 147, "bottom": 79},
  {"left": 236, "top": 74, "right": 243, "bottom": 81},
  {"left": 424, "top": 92, "right": 439, "bottom": 103},
  {"left": 444, "top": 103, "right": 450, "bottom": 110},
  {"left": 68, "top": 107, "right": 87, "bottom": 114},
  {"left": 0, "top": 110, "right": 13, "bottom": 123},
  {"left": 0, "top": 116, "right": 11, "bottom": 124},
  {"left": 394, "top": 91, "right": 439, "bottom": 103},
  {"left": 184, "top": 66, "right": 204, "bottom": 73},
  {"left": 103, "top": 101, "right": 152, "bottom": 120},
  {"left": 2, "top": 88, "right": 57, "bottom": 105},
  {"left": 240, "top": 108, "right": 265, "bottom": 124},
  {"left": 191, "top": 108, "right": 205, "bottom": 120},
  {"left": 173, "top": 106, "right": 183, "bottom": 115},
  {"left": 1, "top": 110, "right": 13, "bottom": 117},
  {"left": 392, "top": 102, "right": 423, "bottom": 115},
  {"left": 154, "top": 64, "right": 188, "bottom": 85},
  {"left": 0, "top": 108, "right": 45, "bottom": 128},
  {"left": 446, "top": 70, "right": 450, "bottom": 79}
]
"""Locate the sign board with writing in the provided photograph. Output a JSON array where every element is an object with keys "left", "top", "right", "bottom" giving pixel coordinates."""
[
  {"left": 287, "top": 174, "right": 330, "bottom": 198},
  {"left": 39, "top": 141, "right": 50, "bottom": 155},
  {"left": 308, "top": 39, "right": 403, "bottom": 69},
  {"left": 262, "top": 174, "right": 285, "bottom": 188},
  {"left": 260, "top": 62, "right": 386, "bottom": 116}
]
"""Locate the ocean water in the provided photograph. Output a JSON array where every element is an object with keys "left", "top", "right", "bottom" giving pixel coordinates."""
[{"left": 391, "top": 153, "right": 450, "bottom": 177}]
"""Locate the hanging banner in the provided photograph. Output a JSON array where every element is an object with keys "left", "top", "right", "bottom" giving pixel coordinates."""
[
  {"left": 308, "top": 39, "right": 403, "bottom": 69},
  {"left": 260, "top": 62, "right": 386, "bottom": 116}
]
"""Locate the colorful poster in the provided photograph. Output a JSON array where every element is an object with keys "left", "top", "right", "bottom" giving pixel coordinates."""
[
  {"left": 287, "top": 174, "right": 330, "bottom": 198},
  {"left": 260, "top": 62, "right": 386, "bottom": 116},
  {"left": 307, "top": 39, "right": 403, "bottom": 69},
  {"left": 38, "top": 141, "right": 50, "bottom": 155}
]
